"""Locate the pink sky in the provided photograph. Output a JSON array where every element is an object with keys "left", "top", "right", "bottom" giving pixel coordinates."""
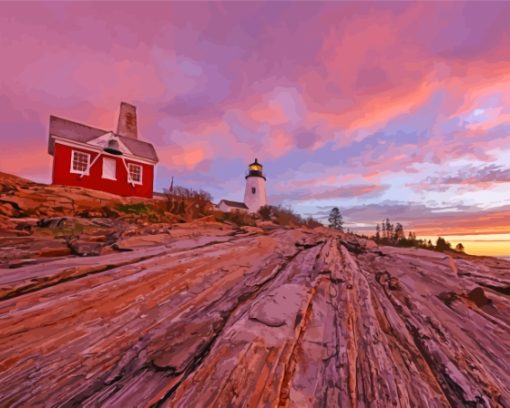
[{"left": 1, "top": 2, "right": 510, "bottom": 254}]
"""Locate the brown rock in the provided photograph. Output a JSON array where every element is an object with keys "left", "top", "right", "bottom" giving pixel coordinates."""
[
  {"left": 466, "top": 287, "right": 491, "bottom": 307},
  {"left": 438, "top": 291, "right": 459, "bottom": 306},
  {"left": 38, "top": 246, "right": 72, "bottom": 257},
  {"left": 0, "top": 202, "right": 17, "bottom": 217},
  {"left": 240, "top": 225, "right": 264, "bottom": 235},
  {"left": 68, "top": 240, "right": 104, "bottom": 256},
  {"left": 35, "top": 240, "right": 72, "bottom": 257}
]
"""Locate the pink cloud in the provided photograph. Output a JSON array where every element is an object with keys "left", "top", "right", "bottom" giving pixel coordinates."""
[
  {"left": 272, "top": 184, "right": 388, "bottom": 203},
  {"left": 409, "top": 165, "right": 510, "bottom": 192}
]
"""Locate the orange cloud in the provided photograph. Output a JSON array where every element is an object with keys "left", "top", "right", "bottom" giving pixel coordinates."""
[
  {"left": 0, "top": 148, "right": 51, "bottom": 179},
  {"left": 158, "top": 144, "right": 209, "bottom": 170}
]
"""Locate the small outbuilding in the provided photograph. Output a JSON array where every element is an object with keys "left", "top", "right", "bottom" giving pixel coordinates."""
[{"left": 217, "top": 199, "right": 249, "bottom": 213}]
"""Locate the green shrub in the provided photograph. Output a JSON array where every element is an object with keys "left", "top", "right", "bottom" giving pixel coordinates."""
[
  {"left": 304, "top": 216, "right": 323, "bottom": 228},
  {"left": 116, "top": 202, "right": 151, "bottom": 214},
  {"left": 258, "top": 205, "right": 272, "bottom": 220},
  {"left": 164, "top": 186, "right": 213, "bottom": 218},
  {"left": 272, "top": 206, "right": 304, "bottom": 227},
  {"left": 213, "top": 210, "right": 256, "bottom": 226}
]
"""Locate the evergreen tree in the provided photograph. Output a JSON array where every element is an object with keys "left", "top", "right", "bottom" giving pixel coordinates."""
[
  {"left": 375, "top": 224, "right": 380, "bottom": 241},
  {"left": 436, "top": 237, "right": 451, "bottom": 251},
  {"left": 386, "top": 218, "right": 393, "bottom": 240},
  {"left": 394, "top": 223, "right": 404, "bottom": 240},
  {"left": 455, "top": 243, "right": 465, "bottom": 252},
  {"left": 328, "top": 207, "right": 344, "bottom": 230}
]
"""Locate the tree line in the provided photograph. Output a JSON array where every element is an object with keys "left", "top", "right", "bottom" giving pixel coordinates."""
[{"left": 374, "top": 218, "right": 465, "bottom": 253}]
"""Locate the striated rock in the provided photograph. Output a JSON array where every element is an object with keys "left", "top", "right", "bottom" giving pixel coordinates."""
[
  {"left": 37, "top": 242, "right": 72, "bottom": 258},
  {"left": 248, "top": 283, "right": 307, "bottom": 327},
  {"left": 13, "top": 217, "right": 38, "bottom": 232},
  {"left": 0, "top": 175, "right": 509, "bottom": 407},
  {"left": 240, "top": 225, "right": 264, "bottom": 235}
]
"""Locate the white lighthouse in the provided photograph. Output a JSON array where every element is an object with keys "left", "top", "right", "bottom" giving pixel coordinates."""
[{"left": 243, "top": 158, "right": 268, "bottom": 213}]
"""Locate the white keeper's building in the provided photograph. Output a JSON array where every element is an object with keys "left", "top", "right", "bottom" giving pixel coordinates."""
[{"left": 217, "top": 158, "right": 268, "bottom": 214}]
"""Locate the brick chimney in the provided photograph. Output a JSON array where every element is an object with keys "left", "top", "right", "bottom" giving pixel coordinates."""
[{"left": 116, "top": 102, "right": 138, "bottom": 139}]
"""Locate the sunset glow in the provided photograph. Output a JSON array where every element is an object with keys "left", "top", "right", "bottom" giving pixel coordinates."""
[{"left": 420, "top": 234, "right": 510, "bottom": 257}]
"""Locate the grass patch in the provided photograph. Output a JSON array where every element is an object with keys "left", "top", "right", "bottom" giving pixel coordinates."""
[
  {"left": 116, "top": 203, "right": 151, "bottom": 214},
  {"left": 213, "top": 211, "right": 256, "bottom": 227}
]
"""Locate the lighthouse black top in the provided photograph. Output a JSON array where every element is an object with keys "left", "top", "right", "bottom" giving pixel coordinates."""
[{"left": 246, "top": 158, "right": 266, "bottom": 180}]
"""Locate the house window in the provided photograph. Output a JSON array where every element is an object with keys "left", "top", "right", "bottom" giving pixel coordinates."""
[
  {"left": 252, "top": 187, "right": 256, "bottom": 194},
  {"left": 128, "top": 163, "right": 143, "bottom": 185},
  {"left": 71, "top": 150, "right": 90, "bottom": 175},
  {"left": 102, "top": 157, "right": 117, "bottom": 180}
]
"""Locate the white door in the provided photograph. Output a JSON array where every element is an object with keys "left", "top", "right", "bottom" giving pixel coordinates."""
[{"left": 102, "top": 157, "right": 117, "bottom": 180}]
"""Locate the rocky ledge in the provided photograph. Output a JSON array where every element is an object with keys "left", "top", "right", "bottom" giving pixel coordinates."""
[
  {"left": 0, "top": 225, "right": 509, "bottom": 407},
  {"left": 0, "top": 174, "right": 509, "bottom": 407}
]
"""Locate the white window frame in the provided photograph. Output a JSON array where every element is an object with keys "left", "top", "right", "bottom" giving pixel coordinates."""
[
  {"left": 102, "top": 157, "right": 117, "bottom": 180},
  {"left": 127, "top": 163, "right": 143, "bottom": 185},
  {"left": 70, "top": 150, "right": 91, "bottom": 175}
]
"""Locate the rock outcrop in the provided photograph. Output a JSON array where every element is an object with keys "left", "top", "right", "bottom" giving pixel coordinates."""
[{"left": 0, "top": 173, "right": 509, "bottom": 407}]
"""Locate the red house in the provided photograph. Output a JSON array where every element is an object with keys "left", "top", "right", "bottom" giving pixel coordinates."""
[{"left": 48, "top": 102, "right": 158, "bottom": 198}]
